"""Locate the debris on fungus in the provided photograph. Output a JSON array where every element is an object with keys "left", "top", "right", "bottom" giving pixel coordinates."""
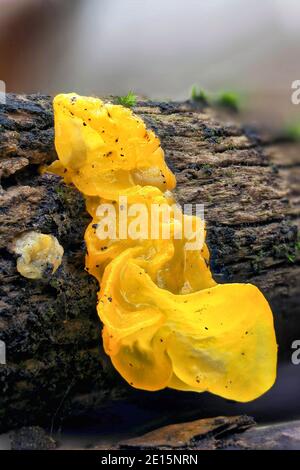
[
  {"left": 12, "top": 231, "right": 63, "bottom": 279},
  {"left": 46, "top": 92, "right": 277, "bottom": 402}
]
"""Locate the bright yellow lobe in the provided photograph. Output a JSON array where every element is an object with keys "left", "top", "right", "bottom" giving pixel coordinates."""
[{"left": 47, "top": 93, "right": 277, "bottom": 402}]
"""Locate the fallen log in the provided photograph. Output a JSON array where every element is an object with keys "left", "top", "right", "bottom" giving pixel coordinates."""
[
  {"left": 6, "top": 416, "right": 300, "bottom": 450},
  {"left": 101, "top": 415, "right": 300, "bottom": 450},
  {"left": 0, "top": 94, "right": 299, "bottom": 432}
]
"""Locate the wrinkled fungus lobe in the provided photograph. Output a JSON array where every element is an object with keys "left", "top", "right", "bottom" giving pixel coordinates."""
[
  {"left": 47, "top": 93, "right": 277, "bottom": 402},
  {"left": 13, "top": 231, "right": 63, "bottom": 279}
]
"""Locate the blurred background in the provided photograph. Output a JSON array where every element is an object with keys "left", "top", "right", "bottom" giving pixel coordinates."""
[{"left": 0, "top": 0, "right": 300, "bottom": 124}]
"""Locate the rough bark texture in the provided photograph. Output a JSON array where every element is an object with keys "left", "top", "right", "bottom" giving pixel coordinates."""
[{"left": 0, "top": 94, "right": 299, "bottom": 432}]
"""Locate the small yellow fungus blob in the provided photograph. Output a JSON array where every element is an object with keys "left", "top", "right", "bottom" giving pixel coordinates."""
[
  {"left": 12, "top": 231, "right": 64, "bottom": 279},
  {"left": 47, "top": 93, "right": 277, "bottom": 402}
]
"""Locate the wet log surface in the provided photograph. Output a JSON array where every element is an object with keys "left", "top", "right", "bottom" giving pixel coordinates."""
[{"left": 0, "top": 94, "right": 299, "bottom": 433}]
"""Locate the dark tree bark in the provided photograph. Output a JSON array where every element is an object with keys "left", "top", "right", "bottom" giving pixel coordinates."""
[{"left": 0, "top": 95, "right": 299, "bottom": 432}]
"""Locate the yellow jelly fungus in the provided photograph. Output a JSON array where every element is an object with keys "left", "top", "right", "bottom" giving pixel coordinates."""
[
  {"left": 12, "top": 231, "right": 64, "bottom": 279},
  {"left": 46, "top": 93, "right": 277, "bottom": 402}
]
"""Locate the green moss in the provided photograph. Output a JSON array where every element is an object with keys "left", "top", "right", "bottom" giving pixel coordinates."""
[
  {"left": 216, "top": 90, "right": 242, "bottom": 111},
  {"left": 54, "top": 185, "right": 65, "bottom": 198},
  {"left": 190, "top": 85, "right": 208, "bottom": 103},
  {"left": 272, "top": 235, "right": 300, "bottom": 264},
  {"left": 251, "top": 250, "right": 265, "bottom": 274},
  {"left": 115, "top": 91, "right": 137, "bottom": 108},
  {"left": 283, "top": 121, "right": 300, "bottom": 141},
  {"left": 190, "top": 86, "right": 244, "bottom": 111},
  {"left": 287, "top": 237, "right": 300, "bottom": 263},
  {"left": 201, "top": 163, "right": 213, "bottom": 176},
  {"left": 54, "top": 184, "right": 73, "bottom": 205}
]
